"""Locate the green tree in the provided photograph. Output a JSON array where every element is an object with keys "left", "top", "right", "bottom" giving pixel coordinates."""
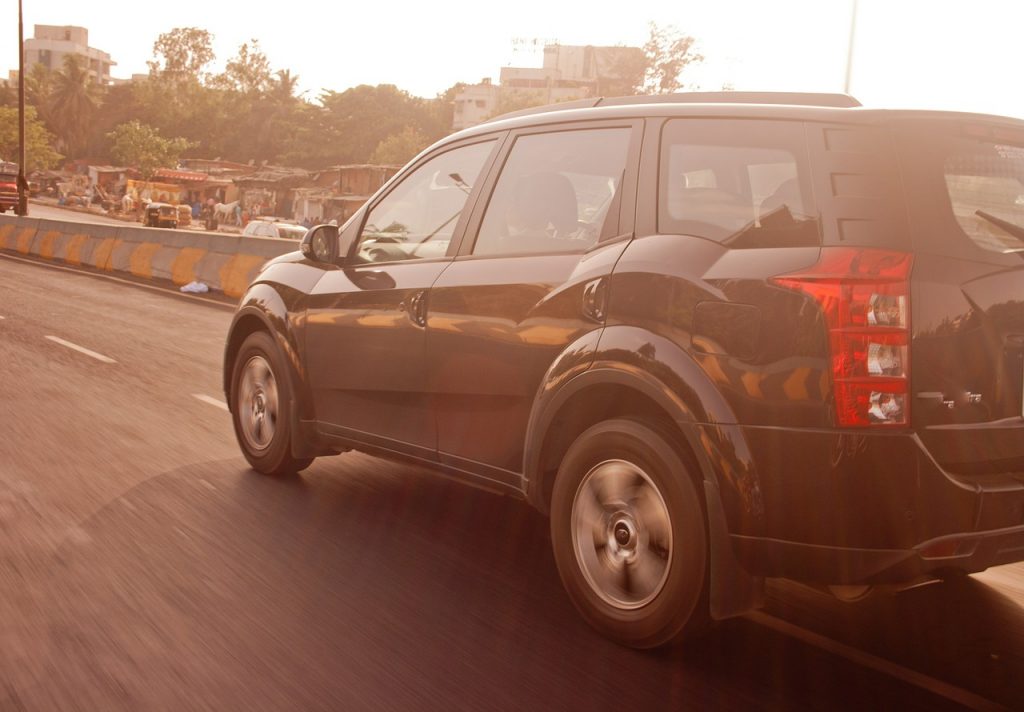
[
  {"left": 47, "top": 55, "right": 103, "bottom": 159},
  {"left": 641, "top": 22, "right": 704, "bottom": 94},
  {"left": 370, "top": 126, "right": 429, "bottom": 164},
  {"left": 318, "top": 84, "right": 435, "bottom": 164},
  {"left": 148, "top": 27, "right": 215, "bottom": 82},
  {"left": 215, "top": 40, "right": 272, "bottom": 95},
  {"left": 488, "top": 89, "right": 548, "bottom": 119},
  {"left": 25, "top": 64, "right": 54, "bottom": 112},
  {"left": 107, "top": 120, "right": 193, "bottom": 179},
  {"left": 0, "top": 105, "right": 63, "bottom": 170},
  {"left": 425, "top": 82, "right": 467, "bottom": 140},
  {"left": 252, "top": 69, "right": 305, "bottom": 164}
]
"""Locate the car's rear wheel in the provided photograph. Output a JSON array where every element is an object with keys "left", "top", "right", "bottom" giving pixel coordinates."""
[
  {"left": 550, "top": 419, "right": 708, "bottom": 648},
  {"left": 231, "top": 331, "right": 313, "bottom": 475}
]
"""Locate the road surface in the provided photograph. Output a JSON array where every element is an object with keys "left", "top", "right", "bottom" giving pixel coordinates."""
[{"left": 0, "top": 250, "right": 1021, "bottom": 711}]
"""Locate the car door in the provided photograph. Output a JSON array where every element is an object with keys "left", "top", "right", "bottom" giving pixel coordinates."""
[
  {"left": 304, "top": 136, "right": 502, "bottom": 458},
  {"left": 426, "top": 120, "right": 643, "bottom": 483}
]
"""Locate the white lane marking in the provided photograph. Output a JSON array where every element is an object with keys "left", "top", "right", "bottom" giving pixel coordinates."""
[
  {"left": 44, "top": 335, "right": 117, "bottom": 364},
  {"left": 192, "top": 394, "right": 229, "bottom": 411},
  {"left": 746, "top": 611, "right": 1005, "bottom": 712}
]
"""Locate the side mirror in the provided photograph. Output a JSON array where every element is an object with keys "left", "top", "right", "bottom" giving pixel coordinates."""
[{"left": 301, "top": 224, "right": 339, "bottom": 263}]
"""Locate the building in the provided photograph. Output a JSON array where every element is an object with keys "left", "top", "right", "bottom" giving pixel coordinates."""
[
  {"left": 452, "top": 44, "right": 644, "bottom": 130},
  {"left": 452, "top": 79, "right": 501, "bottom": 131},
  {"left": 293, "top": 164, "right": 400, "bottom": 224},
  {"left": 24, "top": 25, "right": 115, "bottom": 85}
]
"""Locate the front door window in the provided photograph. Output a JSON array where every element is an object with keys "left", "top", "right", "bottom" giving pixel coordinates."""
[{"left": 357, "top": 140, "right": 496, "bottom": 263}]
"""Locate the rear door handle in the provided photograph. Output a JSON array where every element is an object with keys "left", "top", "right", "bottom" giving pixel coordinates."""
[{"left": 407, "top": 290, "right": 428, "bottom": 327}]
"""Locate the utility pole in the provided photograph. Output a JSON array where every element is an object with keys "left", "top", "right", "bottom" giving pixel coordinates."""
[
  {"left": 844, "top": 0, "right": 859, "bottom": 95},
  {"left": 16, "top": 0, "right": 28, "bottom": 216}
]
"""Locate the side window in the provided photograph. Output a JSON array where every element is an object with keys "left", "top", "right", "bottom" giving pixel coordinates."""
[
  {"left": 357, "top": 140, "right": 495, "bottom": 263},
  {"left": 659, "top": 120, "right": 820, "bottom": 248},
  {"left": 472, "top": 128, "right": 632, "bottom": 257}
]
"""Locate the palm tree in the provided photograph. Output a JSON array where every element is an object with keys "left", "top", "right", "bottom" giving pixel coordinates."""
[
  {"left": 25, "top": 63, "right": 54, "bottom": 120},
  {"left": 47, "top": 55, "right": 102, "bottom": 158},
  {"left": 272, "top": 69, "right": 300, "bottom": 103},
  {"left": 255, "top": 70, "right": 302, "bottom": 163}
]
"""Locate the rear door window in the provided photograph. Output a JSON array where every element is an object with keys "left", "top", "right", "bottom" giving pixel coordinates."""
[{"left": 659, "top": 119, "right": 819, "bottom": 248}]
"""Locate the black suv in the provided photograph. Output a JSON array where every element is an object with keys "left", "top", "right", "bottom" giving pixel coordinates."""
[{"left": 224, "top": 92, "right": 1024, "bottom": 648}]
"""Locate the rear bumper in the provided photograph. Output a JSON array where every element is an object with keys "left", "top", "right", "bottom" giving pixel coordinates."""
[
  {"left": 731, "top": 524, "right": 1024, "bottom": 585},
  {"left": 703, "top": 423, "right": 1024, "bottom": 584}
]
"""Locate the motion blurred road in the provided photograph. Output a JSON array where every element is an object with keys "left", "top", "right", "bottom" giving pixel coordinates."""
[{"left": 1, "top": 243, "right": 1022, "bottom": 710}]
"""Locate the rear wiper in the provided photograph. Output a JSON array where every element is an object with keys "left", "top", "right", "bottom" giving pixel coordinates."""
[{"left": 976, "top": 209, "right": 1024, "bottom": 244}]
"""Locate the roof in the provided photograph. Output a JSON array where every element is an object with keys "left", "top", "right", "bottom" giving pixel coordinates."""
[
  {"left": 485, "top": 92, "right": 861, "bottom": 124},
  {"left": 455, "top": 94, "right": 1024, "bottom": 142},
  {"left": 152, "top": 168, "right": 209, "bottom": 182},
  {"left": 234, "top": 167, "right": 311, "bottom": 186}
]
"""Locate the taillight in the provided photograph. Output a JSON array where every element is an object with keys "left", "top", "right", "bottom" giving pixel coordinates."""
[{"left": 771, "top": 248, "right": 913, "bottom": 428}]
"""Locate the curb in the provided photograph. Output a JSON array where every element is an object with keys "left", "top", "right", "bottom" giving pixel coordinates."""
[{"left": 0, "top": 215, "right": 296, "bottom": 298}]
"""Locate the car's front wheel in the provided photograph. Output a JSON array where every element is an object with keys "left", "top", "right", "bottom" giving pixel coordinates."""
[
  {"left": 550, "top": 419, "right": 708, "bottom": 648},
  {"left": 230, "top": 331, "right": 313, "bottom": 475}
]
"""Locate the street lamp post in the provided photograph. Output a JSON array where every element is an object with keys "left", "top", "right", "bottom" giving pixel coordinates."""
[
  {"left": 844, "top": 0, "right": 859, "bottom": 95},
  {"left": 16, "top": 0, "right": 28, "bottom": 216}
]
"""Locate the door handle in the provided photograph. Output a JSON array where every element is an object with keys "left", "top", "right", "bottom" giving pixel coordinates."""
[{"left": 408, "top": 290, "right": 428, "bottom": 327}]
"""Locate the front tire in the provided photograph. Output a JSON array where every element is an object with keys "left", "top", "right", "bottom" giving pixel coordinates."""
[
  {"left": 550, "top": 419, "right": 708, "bottom": 648},
  {"left": 230, "top": 331, "right": 313, "bottom": 475}
]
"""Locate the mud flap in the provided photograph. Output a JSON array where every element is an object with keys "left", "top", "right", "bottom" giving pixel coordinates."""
[{"left": 704, "top": 478, "right": 765, "bottom": 619}]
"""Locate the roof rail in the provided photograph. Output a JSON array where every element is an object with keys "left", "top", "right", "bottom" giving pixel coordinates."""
[
  {"left": 484, "top": 91, "right": 861, "bottom": 124},
  {"left": 486, "top": 98, "right": 603, "bottom": 124},
  {"left": 599, "top": 91, "right": 862, "bottom": 108}
]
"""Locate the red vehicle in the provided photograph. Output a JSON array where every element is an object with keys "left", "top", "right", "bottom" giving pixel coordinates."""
[{"left": 0, "top": 162, "right": 18, "bottom": 213}]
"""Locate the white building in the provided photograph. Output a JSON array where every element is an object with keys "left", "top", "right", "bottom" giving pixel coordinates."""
[
  {"left": 24, "top": 25, "right": 115, "bottom": 85},
  {"left": 452, "top": 79, "right": 501, "bottom": 131},
  {"left": 452, "top": 44, "right": 644, "bottom": 130}
]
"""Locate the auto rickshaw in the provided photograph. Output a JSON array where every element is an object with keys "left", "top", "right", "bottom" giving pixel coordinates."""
[
  {"left": 176, "top": 204, "right": 192, "bottom": 227},
  {"left": 142, "top": 202, "right": 178, "bottom": 228}
]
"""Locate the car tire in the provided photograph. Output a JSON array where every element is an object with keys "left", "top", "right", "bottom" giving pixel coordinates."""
[
  {"left": 230, "top": 331, "right": 314, "bottom": 476},
  {"left": 550, "top": 418, "right": 708, "bottom": 648}
]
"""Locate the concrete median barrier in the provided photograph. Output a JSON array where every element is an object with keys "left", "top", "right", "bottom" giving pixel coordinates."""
[{"left": 0, "top": 215, "right": 298, "bottom": 297}]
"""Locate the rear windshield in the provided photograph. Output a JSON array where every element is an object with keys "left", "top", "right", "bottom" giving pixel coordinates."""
[{"left": 897, "top": 120, "right": 1024, "bottom": 263}]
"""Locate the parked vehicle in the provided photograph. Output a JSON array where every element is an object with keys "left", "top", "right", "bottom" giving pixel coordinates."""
[
  {"left": 142, "top": 202, "right": 178, "bottom": 229},
  {"left": 0, "top": 162, "right": 18, "bottom": 213},
  {"left": 223, "top": 92, "right": 1024, "bottom": 648},
  {"left": 242, "top": 218, "right": 308, "bottom": 240},
  {"left": 176, "top": 204, "right": 192, "bottom": 227}
]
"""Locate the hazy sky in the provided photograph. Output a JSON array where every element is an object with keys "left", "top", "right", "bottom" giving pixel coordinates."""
[{"left": 1, "top": 0, "right": 1021, "bottom": 119}]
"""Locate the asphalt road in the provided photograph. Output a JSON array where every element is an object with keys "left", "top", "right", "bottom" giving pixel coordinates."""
[
  {"left": 1, "top": 251, "right": 1022, "bottom": 711},
  {"left": 26, "top": 202, "right": 149, "bottom": 228}
]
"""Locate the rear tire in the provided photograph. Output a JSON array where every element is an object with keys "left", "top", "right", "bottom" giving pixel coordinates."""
[
  {"left": 230, "top": 331, "right": 314, "bottom": 476},
  {"left": 550, "top": 419, "right": 709, "bottom": 648}
]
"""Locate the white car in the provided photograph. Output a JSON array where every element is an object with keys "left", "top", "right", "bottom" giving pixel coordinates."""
[{"left": 242, "top": 220, "right": 308, "bottom": 240}]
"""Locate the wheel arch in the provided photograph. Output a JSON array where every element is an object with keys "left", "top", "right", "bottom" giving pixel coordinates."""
[
  {"left": 523, "top": 326, "right": 765, "bottom": 619},
  {"left": 224, "top": 284, "right": 324, "bottom": 458}
]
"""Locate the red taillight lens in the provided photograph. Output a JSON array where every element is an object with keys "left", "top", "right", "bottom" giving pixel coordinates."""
[{"left": 772, "top": 248, "right": 913, "bottom": 428}]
